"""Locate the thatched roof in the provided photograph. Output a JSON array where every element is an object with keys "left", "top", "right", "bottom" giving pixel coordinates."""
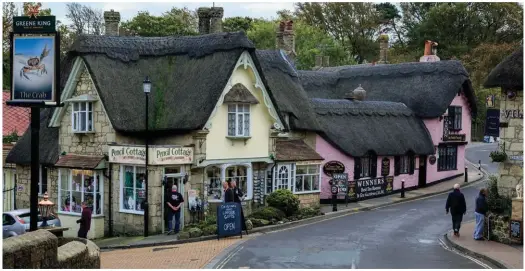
[
  {"left": 311, "top": 98, "right": 435, "bottom": 157},
  {"left": 5, "top": 108, "right": 59, "bottom": 165},
  {"left": 62, "top": 32, "right": 255, "bottom": 133},
  {"left": 255, "top": 50, "right": 322, "bottom": 131},
  {"left": 299, "top": 60, "right": 477, "bottom": 118},
  {"left": 484, "top": 47, "right": 523, "bottom": 89}
]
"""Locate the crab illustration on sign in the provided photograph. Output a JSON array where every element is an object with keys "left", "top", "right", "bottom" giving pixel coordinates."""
[
  {"left": 26, "top": 3, "right": 42, "bottom": 19},
  {"left": 20, "top": 43, "right": 50, "bottom": 80}
]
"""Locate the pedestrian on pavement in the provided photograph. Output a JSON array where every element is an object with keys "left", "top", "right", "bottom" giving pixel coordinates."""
[
  {"left": 446, "top": 183, "right": 467, "bottom": 237},
  {"left": 76, "top": 201, "right": 92, "bottom": 239},
  {"left": 166, "top": 184, "right": 184, "bottom": 235},
  {"left": 223, "top": 181, "right": 235, "bottom": 203},
  {"left": 230, "top": 180, "right": 248, "bottom": 234},
  {"left": 473, "top": 188, "right": 488, "bottom": 240}
]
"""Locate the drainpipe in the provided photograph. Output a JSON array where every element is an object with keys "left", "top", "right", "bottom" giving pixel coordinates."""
[{"left": 104, "top": 163, "right": 113, "bottom": 237}]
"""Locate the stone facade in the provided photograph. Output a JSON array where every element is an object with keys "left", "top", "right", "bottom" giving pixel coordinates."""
[
  {"left": 297, "top": 193, "right": 320, "bottom": 208},
  {"left": 15, "top": 165, "right": 59, "bottom": 209},
  {"left": 498, "top": 90, "right": 523, "bottom": 197},
  {"left": 486, "top": 213, "right": 512, "bottom": 244}
]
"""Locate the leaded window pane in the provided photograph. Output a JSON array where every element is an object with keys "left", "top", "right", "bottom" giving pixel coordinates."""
[{"left": 228, "top": 113, "right": 236, "bottom": 136}]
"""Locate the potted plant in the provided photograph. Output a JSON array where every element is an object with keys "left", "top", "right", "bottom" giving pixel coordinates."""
[{"left": 490, "top": 150, "right": 507, "bottom": 162}]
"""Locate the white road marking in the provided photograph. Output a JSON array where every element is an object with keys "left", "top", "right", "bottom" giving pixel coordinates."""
[
  {"left": 438, "top": 238, "right": 491, "bottom": 269},
  {"left": 418, "top": 239, "right": 435, "bottom": 244},
  {"left": 216, "top": 246, "right": 244, "bottom": 269}
]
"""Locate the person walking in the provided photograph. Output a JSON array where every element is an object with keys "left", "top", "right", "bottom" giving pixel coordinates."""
[
  {"left": 166, "top": 184, "right": 184, "bottom": 235},
  {"left": 474, "top": 188, "right": 488, "bottom": 240},
  {"left": 231, "top": 180, "right": 248, "bottom": 234},
  {"left": 76, "top": 201, "right": 92, "bottom": 239},
  {"left": 446, "top": 183, "right": 467, "bottom": 237}
]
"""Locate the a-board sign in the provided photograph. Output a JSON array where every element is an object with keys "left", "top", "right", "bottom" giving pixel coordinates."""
[
  {"left": 216, "top": 202, "right": 242, "bottom": 239},
  {"left": 510, "top": 220, "right": 522, "bottom": 241},
  {"left": 332, "top": 173, "right": 348, "bottom": 196}
]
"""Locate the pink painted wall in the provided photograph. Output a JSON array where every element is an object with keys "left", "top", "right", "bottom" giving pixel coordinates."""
[
  {"left": 423, "top": 92, "right": 472, "bottom": 184},
  {"left": 316, "top": 135, "right": 422, "bottom": 200}
]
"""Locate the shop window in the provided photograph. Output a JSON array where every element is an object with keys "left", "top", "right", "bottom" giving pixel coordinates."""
[
  {"left": 273, "top": 164, "right": 294, "bottom": 191},
  {"left": 72, "top": 102, "right": 94, "bottom": 133},
  {"left": 120, "top": 166, "right": 146, "bottom": 214},
  {"left": 354, "top": 152, "right": 377, "bottom": 179},
  {"left": 395, "top": 153, "right": 415, "bottom": 175},
  {"left": 438, "top": 145, "right": 458, "bottom": 171},
  {"left": 227, "top": 104, "right": 250, "bottom": 137},
  {"left": 39, "top": 165, "right": 48, "bottom": 195},
  {"left": 225, "top": 166, "right": 248, "bottom": 198},
  {"left": 207, "top": 166, "right": 222, "bottom": 201},
  {"left": 448, "top": 106, "right": 462, "bottom": 130},
  {"left": 294, "top": 164, "right": 320, "bottom": 193},
  {"left": 58, "top": 169, "right": 103, "bottom": 215}
]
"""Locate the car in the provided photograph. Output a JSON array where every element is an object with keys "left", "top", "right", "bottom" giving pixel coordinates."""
[{"left": 3, "top": 209, "right": 61, "bottom": 239}]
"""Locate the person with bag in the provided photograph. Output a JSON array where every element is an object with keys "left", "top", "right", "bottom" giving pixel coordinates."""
[{"left": 446, "top": 183, "right": 467, "bottom": 237}]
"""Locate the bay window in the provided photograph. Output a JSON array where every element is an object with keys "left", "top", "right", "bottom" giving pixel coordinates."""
[
  {"left": 58, "top": 169, "right": 103, "bottom": 215},
  {"left": 225, "top": 166, "right": 248, "bottom": 198},
  {"left": 294, "top": 164, "right": 321, "bottom": 193},
  {"left": 227, "top": 104, "right": 250, "bottom": 137},
  {"left": 120, "top": 165, "right": 146, "bottom": 214},
  {"left": 207, "top": 166, "right": 222, "bottom": 201},
  {"left": 266, "top": 163, "right": 321, "bottom": 194},
  {"left": 72, "top": 101, "right": 94, "bottom": 133},
  {"left": 206, "top": 163, "right": 253, "bottom": 202}
]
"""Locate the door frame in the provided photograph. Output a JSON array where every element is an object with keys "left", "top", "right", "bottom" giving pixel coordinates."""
[
  {"left": 418, "top": 155, "right": 427, "bottom": 188},
  {"left": 162, "top": 168, "right": 185, "bottom": 233}
]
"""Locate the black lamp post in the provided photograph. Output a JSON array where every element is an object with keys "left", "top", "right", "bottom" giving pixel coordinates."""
[{"left": 143, "top": 76, "right": 151, "bottom": 237}]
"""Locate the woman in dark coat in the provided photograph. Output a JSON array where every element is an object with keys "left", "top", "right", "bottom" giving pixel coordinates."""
[
  {"left": 230, "top": 180, "right": 248, "bottom": 234},
  {"left": 223, "top": 181, "right": 235, "bottom": 203}
]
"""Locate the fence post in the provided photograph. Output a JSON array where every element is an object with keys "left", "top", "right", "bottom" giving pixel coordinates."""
[
  {"left": 400, "top": 180, "right": 405, "bottom": 198},
  {"left": 464, "top": 166, "right": 468, "bottom": 183}
]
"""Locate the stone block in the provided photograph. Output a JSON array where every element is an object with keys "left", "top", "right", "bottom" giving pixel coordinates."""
[
  {"left": 512, "top": 198, "right": 523, "bottom": 221},
  {"left": 57, "top": 241, "right": 88, "bottom": 269},
  {"left": 3, "top": 230, "right": 58, "bottom": 269},
  {"left": 510, "top": 143, "right": 523, "bottom": 152}
]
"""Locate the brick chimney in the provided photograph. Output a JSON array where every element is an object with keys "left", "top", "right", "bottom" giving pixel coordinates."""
[
  {"left": 103, "top": 9, "right": 120, "bottom": 36},
  {"left": 197, "top": 7, "right": 211, "bottom": 35},
  {"left": 276, "top": 20, "right": 296, "bottom": 62},
  {"left": 419, "top": 40, "right": 440, "bottom": 62},
  {"left": 322, "top": 55, "right": 329, "bottom": 67},
  {"left": 378, "top": 35, "right": 389, "bottom": 64},
  {"left": 209, "top": 7, "right": 224, "bottom": 33}
]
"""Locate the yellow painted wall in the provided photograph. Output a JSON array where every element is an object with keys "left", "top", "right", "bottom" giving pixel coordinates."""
[
  {"left": 206, "top": 66, "right": 274, "bottom": 160},
  {"left": 59, "top": 214, "right": 105, "bottom": 239}
]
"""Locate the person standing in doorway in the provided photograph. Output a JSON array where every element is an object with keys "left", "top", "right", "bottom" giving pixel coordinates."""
[
  {"left": 474, "top": 188, "right": 488, "bottom": 240},
  {"left": 446, "top": 183, "right": 467, "bottom": 237},
  {"left": 76, "top": 201, "right": 92, "bottom": 239},
  {"left": 166, "top": 184, "right": 184, "bottom": 235}
]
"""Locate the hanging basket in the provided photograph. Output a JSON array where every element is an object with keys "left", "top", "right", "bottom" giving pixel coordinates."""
[{"left": 490, "top": 151, "right": 507, "bottom": 162}]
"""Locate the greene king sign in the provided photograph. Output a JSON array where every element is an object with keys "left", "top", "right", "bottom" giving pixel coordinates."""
[{"left": 108, "top": 145, "right": 193, "bottom": 165}]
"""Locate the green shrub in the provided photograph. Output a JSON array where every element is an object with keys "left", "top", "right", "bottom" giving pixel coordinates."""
[
  {"left": 298, "top": 206, "right": 321, "bottom": 219},
  {"left": 202, "top": 225, "right": 217, "bottom": 236},
  {"left": 205, "top": 215, "right": 217, "bottom": 226},
  {"left": 250, "top": 206, "right": 286, "bottom": 221},
  {"left": 266, "top": 189, "right": 300, "bottom": 217},
  {"left": 489, "top": 151, "right": 507, "bottom": 162},
  {"left": 487, "top": 176, "right": 512, "bottom": 215}
]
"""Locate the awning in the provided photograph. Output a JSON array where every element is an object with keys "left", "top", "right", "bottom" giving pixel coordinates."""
[
  {"left": 55, "top": 154, "right": 106, "bottom": 169},
  {"left": 275, "top": 139, "right": 324, "bottom": 162}
]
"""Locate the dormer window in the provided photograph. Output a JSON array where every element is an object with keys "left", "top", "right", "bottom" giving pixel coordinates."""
[
  {"left": 67, "top": 94, "right": 97, "bottom": 133},
  {"left": 224, "top": 83, "right": 259, "bottom": 138},
  {"left": 72, "top": 102, "right": 93, "bottom": 133}
]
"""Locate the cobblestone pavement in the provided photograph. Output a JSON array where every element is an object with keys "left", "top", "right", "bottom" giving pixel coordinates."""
[{"left": 101, "top": 236, "right": 249, "bottom": 269}]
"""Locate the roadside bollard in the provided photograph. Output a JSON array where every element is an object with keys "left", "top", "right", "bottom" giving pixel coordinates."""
[
  {"left": 478, "top": 160, "right": 482, "bottom": 175},
  {"left": 464, "top": 166, "right": 468, "bottom": 183},
  {"left": 400, "top": 180, "right": 405, "bottom": 198},
  {"left": 330, "top": 180, "right": 338, "bottom": 212}
]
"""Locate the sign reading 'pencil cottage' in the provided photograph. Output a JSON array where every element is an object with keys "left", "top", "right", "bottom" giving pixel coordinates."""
[{"left": 108, "top": 145, "right": 193, "bottom": 165}]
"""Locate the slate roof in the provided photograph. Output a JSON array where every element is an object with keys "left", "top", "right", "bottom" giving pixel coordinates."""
[
  {"left": 311, "top": 98, "right": 435, "bottom": 157},
  {"left": 5, "top": 108, "right": 59, "bottom": 165},
  {"left": 299, "top": 60, "right": 477, "bottom": 118},
  {"left": 484, "top": 47, "right": 523, "bottom": 89},
  {"left": 3, "top": 92, "right": 30, "bottom": 136}
]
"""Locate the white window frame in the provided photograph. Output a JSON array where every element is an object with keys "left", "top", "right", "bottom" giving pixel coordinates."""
[
  {"left": 58, "top": 169, "right": 104, "bottom": 217},
  {"left": 227, "top": 104, "right": 251, "bottom": 137},
  {"left": 119, "top": 165, "right": 146, "bottom": 215},
  {"left": 399, "top": 156, "right": 410, "bottom": 174},
  {"left": 71, "top": 101, "right": 94, "bottom": 133},
  {"left": 293, "top": 164, "right": 321, "bottom": 194},
  {"left": 273, "top": 163, "right": 294, "bottom": 192},
  {"left": 206, "top": 163, "right": 253, "bottom": 202},
  {"left": 38, "top": 166, "right": 48, "bottom": 195},
  {"left": 225, "top": 165, "right": 249, "bottom": 201}
]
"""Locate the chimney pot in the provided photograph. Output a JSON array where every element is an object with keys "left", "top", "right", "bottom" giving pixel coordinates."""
[
  {"left": 378, "top": 35, "right": 389, "bottom": 64},
  {"left": 315, "top": 55, "right": 322, "bottom": 67},
  {"left": 276, "top": 20, "right": 296, "bottom": 62},
  {"left": 104, "top": 10, "right": 121, "bottom": 36},
  {"left": 197, "top": 7, "right": 211, "bottom": 35},
  {"left": 209, "top": 7, "right": 224, "bottom": 33},
  {"left": 322, "top": 55, "right": 330, "bottom": 67},
  {"left": 420, "top": 40, "right": 440, "bottom": 62}
]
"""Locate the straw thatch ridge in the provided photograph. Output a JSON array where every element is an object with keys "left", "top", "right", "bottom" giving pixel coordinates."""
[
  {"left": 311, "top": 98, "right": 435, "bottom": 157},
  {"left": 483, "top": 47, "right": 523, "bottom": 89},
  {"left": 299, "top": 60, "right": 477, "bottom": 118},
  {"left": 5, "top": 108, "right": 59, "bottom": 165},
  {"left": 256, "top": 50, "right": 322, "bottom": 132}
]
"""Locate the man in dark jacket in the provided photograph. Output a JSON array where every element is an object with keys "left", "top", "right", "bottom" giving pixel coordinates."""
[
  {"left": 474, "top": 188, "right": 488, "bottom": 240},
  {"left": 76, "top": 201, "right": 92, "bottom": 239},
  {"left": 446, "top": 183, "right": 467, "bottom": 237},
  {"left": 166, "top": 184, "right": 184, "bottom": 235}
]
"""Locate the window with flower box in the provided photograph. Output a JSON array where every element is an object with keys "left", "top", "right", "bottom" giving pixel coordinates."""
[{"left": 58, "top": 169, "right": 103, "bottom": 215}]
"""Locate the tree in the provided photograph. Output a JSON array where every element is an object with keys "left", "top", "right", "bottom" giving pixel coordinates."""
[
  {"left": 65, "top": 3, "right": 103, "bottom": 35},
  {"left": 120, "top": 7, "right": 198, "bottom": 37},
  {"left": 375, "top": 3, "right": 404, "bottom": 46},
  {"left": 223, "top": 16, "right": 253, "bottom": 32},
  {"left": 2, "top": 2, "right": 17, "bottom": 89},
  {"left": 295, "top": 2, "right": 382, "bottom": 63}
]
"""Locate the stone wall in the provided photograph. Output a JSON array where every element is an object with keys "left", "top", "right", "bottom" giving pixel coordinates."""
[
  {"left": 15, "top": 165, "right": 59, "bottom": 210},
  {"left": 498, "top": 90, "right": 523, "bottom": 197},
  {"left": 3, "top": 230, "right": 100, "bottom": 269},
  {"left": 486, "top": 212, "right": 512, "bottom": 244},
  {"left": 297, "top": 193, "right": 320, "bottom": 208}
]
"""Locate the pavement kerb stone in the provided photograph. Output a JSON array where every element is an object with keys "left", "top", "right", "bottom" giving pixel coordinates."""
[
  {"left": 442, "top": 231, "right": 508, "bottom": 269},
  {"left": 100, "top": 160, "right": 486, "bottom": 251}
]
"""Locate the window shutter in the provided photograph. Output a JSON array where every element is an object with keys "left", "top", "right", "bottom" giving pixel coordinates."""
[
  {"left": 353, "top": 158, "right": 361, "bottom": 180},
  {"left": 394, "top": 156, "right": 400, "bottom": 176},
  {"left": 409, "top": 154, "right": 415, "bottom": 175},
  {"left": 370, "top": 156, "right": 377, "bottom": 178}
]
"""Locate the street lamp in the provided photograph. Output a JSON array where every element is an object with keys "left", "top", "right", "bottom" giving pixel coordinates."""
[
  {"left": 38, "top": 192, "right": 54, "bottom": 228},
  {"left": 143, "top": 76, "right": 151, "bottom": 237}
]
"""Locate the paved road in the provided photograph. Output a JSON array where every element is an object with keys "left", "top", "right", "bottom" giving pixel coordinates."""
[
  {"left": 212, "top": 149, "right": 496, "bottom": 269},
  {"left": 466, "top": 142, "right": 499, "bottom": 174}
]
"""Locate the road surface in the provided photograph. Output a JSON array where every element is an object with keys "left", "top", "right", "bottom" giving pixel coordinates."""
[
  {"left": 210, "top": 146, "right": 498, "bottom": 269},
  {"left": 466, "top": 142, "right": 499, "bottom": 175}
]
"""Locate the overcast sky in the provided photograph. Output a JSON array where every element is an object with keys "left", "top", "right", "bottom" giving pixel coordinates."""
[{"left": 35, "top": 2, "right": 297, "bottom": 25}]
